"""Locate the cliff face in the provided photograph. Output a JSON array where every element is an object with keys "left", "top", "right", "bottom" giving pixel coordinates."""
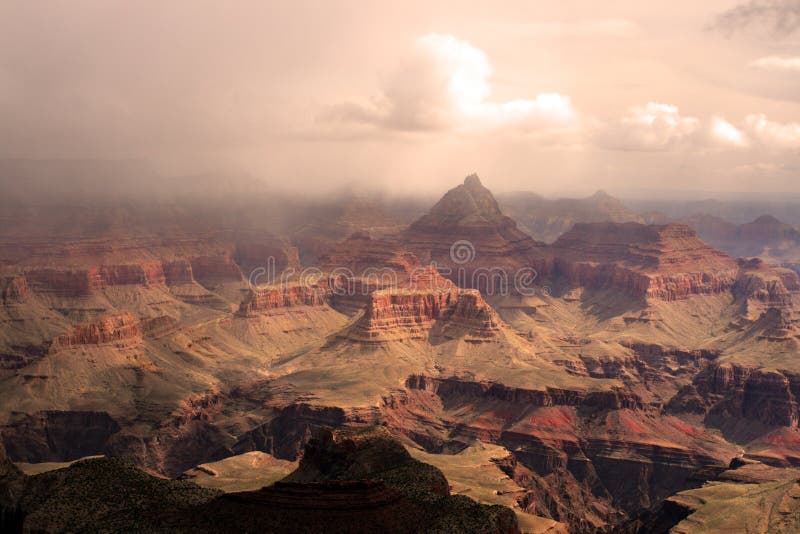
[
  {"left": 0, "top": 275, "right": 28, "bottom": 303},
  {"left": 539, "top": 223, "right": 740, "bottom": 300},
  {"left": 51, "top": 312, "right": 142, "bottom": 348},
  {"left": 347, "top": 288, "right": 503, "bottom": 343},
  {"left": 238, "top": 284, "right": 329, "bottom": 316},
  {"left": 1, "top": 410, "right": 121, "bottom": 462},
  {"left": 404, "top": 175, "right": 544, "bottom": 292},
  {"left": 386, "top": 375, "right": 735, "bottom": 530},
  {"left": 669, "top": 362, "right": 800, "bottom": 431}
]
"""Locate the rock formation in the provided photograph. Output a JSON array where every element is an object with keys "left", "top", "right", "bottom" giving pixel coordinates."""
[
  {"left": 538, "top": 222, "right": 740, "bottom": 300},
  {"left": 404, "top": 175, "right": 543, "bottom": 292},
  {"left": 51, "top": 312, "right": 142, "bottom": 348}
]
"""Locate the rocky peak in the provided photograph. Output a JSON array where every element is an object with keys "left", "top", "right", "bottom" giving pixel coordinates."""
[
  {"left": 750, "top": 214, "right": 783, "bottom": 226},
  {"left": 412, "top": 174, "right": 503, "bottom": 228}
]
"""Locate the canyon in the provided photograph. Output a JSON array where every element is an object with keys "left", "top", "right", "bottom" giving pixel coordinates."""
[{"left": 1, "top": 173, "right": 800, "bottom": 532}]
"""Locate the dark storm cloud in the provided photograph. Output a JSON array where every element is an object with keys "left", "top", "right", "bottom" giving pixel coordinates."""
[{"left": 710, "top": 0, "right": 800, "bottom": 37}]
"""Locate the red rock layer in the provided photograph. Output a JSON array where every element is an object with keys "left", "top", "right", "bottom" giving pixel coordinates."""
[
  {"left": 405, "top": 375, "right": 643, "bottom": 410},
  {"left": 162, "top": 259, "right": 194, "bottom": 285},
  {"left": 670, "top": 363, "right": 800, "bottom": 428},
  {"left": 319, "top": 234, "right": 453, "bottom": 313},
  {"left": 25, "top": 268, "right": 104, "bottom": 297},
  {"left": 347, "top": 287, "right": 504, "bottom": 343},
  {"left": 51, "top": 311, "right": 142, "bottom": 348},
  {"left": 539, "top": 222, "right": 740, "bottom": 300},
  {"left": 440, "top": 290, "right": 504, "bottom": 340},
  {"left": 20, "top": 254, "right": 249, "bottom": 297},
  {"left": 238, "top": 283, "right": 329, "bottom": 316},
  {"left": 346, "top": 288, "right": 459, "bottom": 342},
  {"left": 404, "top": 175, "right": 544, "bottom": 292}
]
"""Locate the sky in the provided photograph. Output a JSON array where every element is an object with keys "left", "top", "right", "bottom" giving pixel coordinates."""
[{"left": 0, "top": 0, "right": 799, "bottom": 196}]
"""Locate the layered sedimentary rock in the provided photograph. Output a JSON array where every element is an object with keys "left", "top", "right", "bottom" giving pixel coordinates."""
[
  {"left": 670, "top": 363, "right": 800, "bottom": 428},
  {"left": 386, "top": 375, "right": 735, "bottom": 531},
  {"left": 24, "top": 268, "right": 104, "bottom": 297},
  {"left": 0, "top": 428, "right": 519, "bottom": 534},
  {"left": 405, "top": 375, "right": 643, "bottom": 411},
  {"left": 238, "top": 283, "right": 329, "bottom": 316},
  {"left": 441, "top": 290, "right": 504, "bottom": 340},
  {"left": 347, "top": 289, "right": 458, "bottom": 342},
  {"left": 1, "top": 410, "right": 121, "bottom": 463},
  {"left": 538, "top": 222, "right": 740, "bottom": 300},
  {"left": 404, "top": 175, "right": 543, "bottom": 292},
  {"left": 162, "top": 259, "right": 195, "bottom": 285},
  {"left": 319, "top": 234, "right": 452, "bottom": 313},
  {"left": 0, "top": 275, "right": 28, "bottom": 303},
  {"left": 51, "top": 312, "right": 142, "bottom": 348},
  {"left": 347, "top": 288, "right": 503, "bottom": 343}
]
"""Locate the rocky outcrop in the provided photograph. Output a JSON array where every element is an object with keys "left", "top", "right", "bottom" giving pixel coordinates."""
[
  {"left": 539, "top": 223, "right": 739, "bottom": 300},
  {"left": 734, "top": 259, "right": 798, "bottom": 307},
  {"left": 405, "top": 375, "right": 643, "bottom": 411},
  {"left": 1, "top": 410, "right": 121, "bottom": 462},
  {"left": 318, "top": 235, "right": 451, "bottom": 314},
  {"left": 99, "top": 261, "right": 165, "bottom": 286},
  {"left": 346, "top": 289, "right": 458, "bottom": 342},
  {"left": 25, "top": 262, "right": 172, "bottom": 296},
  {"left": 387, "top": 376, "right": 733, "bottom": 531},
  {"left": 0, "top": 275, "right": 28, "bottom": 304},
  {"left": 51, "top": 311, "right": 142, "bottom": 348},
  {"left": 441, "top": 290, "right": 504, "bottom": 340},
  {"left": 24, "top": 268, "right": 103, "bottom": 297},
  {"left": 233, "top": 404, "right": 349, "bottom": 461},
  {"left": 670, "top": 363, "right": 800, "bottom": 428},
  {"left": 163, "top": 259, "right": 195, "bottom": 284},
  {"left": 347, "top": 288, "right": 503, "bottom": 342},
  {"left": 404, "top": 175, "right": 544, "bottom": 292},
  {"left": 238, "top": 283, "right": 329, "bottom": 316},
  {"left": 0, "top": 428, "right": 519, "bottom": 533}
]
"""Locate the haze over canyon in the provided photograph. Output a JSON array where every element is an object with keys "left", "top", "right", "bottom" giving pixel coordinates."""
[{"left": 3, "top": 1, "right": 800, "bottom": 533}]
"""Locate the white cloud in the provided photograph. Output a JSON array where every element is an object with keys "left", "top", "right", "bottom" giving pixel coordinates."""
[
  {"left": 595, "top": 103, "right": 701, "bottom": 151},
  {"left": 749, "top": 56, "right": 800, "bottom": 71},
  {"left": 745, "top": 114, "right": 800, "bottom": 149},
  {"left": 323, "top": 33, "right": 574, "bottom": 132},
  {"left": 710, "top": 116, "right": 749, "bottom": 147}
]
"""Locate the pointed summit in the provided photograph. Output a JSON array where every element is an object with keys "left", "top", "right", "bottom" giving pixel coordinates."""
[
  {"left": 463, "top": 173, "right": 482, "bottom": 188},
  {"left": 404, "top": 174, "right": 543, "bottom": 291},
  {"left": 412, "top": 174, "right": 503, "bottom": 228}
]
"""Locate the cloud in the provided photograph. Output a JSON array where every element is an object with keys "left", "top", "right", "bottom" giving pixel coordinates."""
[
  {"left": 749, "top": 55, "right": 800, "bottom": 71},
  {"left": 745, "top": 114, "right": 800, "bottom": 148},
  {"left": 594, "top": 103, "right": 701, "bottom": 151},
  {"left": 710, "top": 0, "right": 800, "bottom": 37},
  {"left": 323, "top": 33, "right": 574, "bottom": 132},
  {"left": 710, "top": 117, "right": 749, "bottom": 147},
  {"left": 595, "top": 105, "right": 757, "bottom": 151}
]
